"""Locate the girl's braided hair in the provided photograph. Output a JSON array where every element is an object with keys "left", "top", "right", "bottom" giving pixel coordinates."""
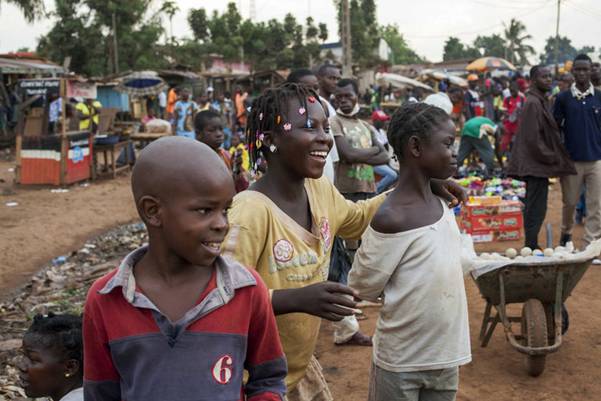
[
  {"left": 388, "top": 102, "right": 451, "bottom": 161},
  {"left": 26, "top": 312, "right": 83, "bottom": 366},
  {"left": 246, "top": 82, "right": 323, "bottom": 168}
]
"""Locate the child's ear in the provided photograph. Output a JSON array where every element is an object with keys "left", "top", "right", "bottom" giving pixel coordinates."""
[
  {"left": 64, "top": 358, "right": 80, "bottom": 378},
  {"left": 138, "top": 195, "right": 162, "bottom": 228},
  {"left": 408, "top": 136, "right": 421, "bottom": 158}
]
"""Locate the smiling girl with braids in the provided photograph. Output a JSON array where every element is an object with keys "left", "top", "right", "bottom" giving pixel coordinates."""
[
  {"left": 349, "top": 103, "right": 471, "bottom": 401},
  {"left": 223, "top": 83, "right": 466, "bottom": 401}
]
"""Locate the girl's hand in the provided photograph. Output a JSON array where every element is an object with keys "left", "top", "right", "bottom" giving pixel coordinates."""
[
  {"left": 272, "top": 282, "right": 359, "bottom": 321},
  {"left": 431, "top": 179, "right": 467, "bottom": 207}
]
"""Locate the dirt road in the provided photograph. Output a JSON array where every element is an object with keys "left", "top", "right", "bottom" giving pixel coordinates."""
[{"left": 0, "top": 159, "right": 138, "bottom": 298}]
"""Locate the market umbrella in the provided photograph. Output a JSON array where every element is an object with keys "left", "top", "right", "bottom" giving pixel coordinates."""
[
  {"left": 375, "top": 72, "right": 434, "bottom": 92},
  {"left": 115, "top": 71, "right": 168, "bottom": 97},
  {"left": 466, "top": 57, "right": 517, "bottom": 72},
  {"left": 420, "top": 70, "right": 468, "bottom": 88}
]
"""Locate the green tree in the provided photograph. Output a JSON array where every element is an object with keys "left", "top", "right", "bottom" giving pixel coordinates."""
[
  {"left": 380, "top": 24, "right": 422, "bottom": 64},
  {"left": 306, "top": 17, "right": 318, "bottom": 41},
  {"left": 187, "top": 2, "right": 329, "bottom": 71},
  {"left": 160, "top": 1, "right": 179, "bottom": 43},
  {"left": 539, "top": 36, "right": 595, "bottom": 65},
  {"left": 318, "top": 23, "right": 328, "bottom": 42},
  {"left": 188, "top": 8, "right": 209, "bottom": 41},
  {"left": 38, "top": 0, "right": 167, "bottom": 76},
  {"left": 37, "top": 0, "right": 104, "bottom": 76},
  {"left": 1, "top": 0, "right": 44, "bottom": 21},
  {"left": 503, "top": 18, "right": 535, "bottom": 66},
  {"left": 335, "top": 0, "right": 421, "bottom": 66},
  {"left": 473, "top": 34, "right": 505, "bottom": 58},
  {"left": 334, "top": 0, "right": 380, "bottom": 66},
  {"left": 443, "top": 36, "right": 479, "bottom": 61}
]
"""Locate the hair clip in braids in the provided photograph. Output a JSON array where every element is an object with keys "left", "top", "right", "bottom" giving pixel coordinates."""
[
  {"left": 259, "top": 112, "right": 263, "bottom": 121},
  {"left": 308, "top": 96, "right": 316, "bottom": 103},
  {"left": 283, "top": 123, "right": 292, "bottom": 131},
  {"left": 298, "top": 107, "right": 306, "bottom": 115},
  {"left": 276, "top": 115, "right": 282, "bottom": 124},
  {"left": 305, "top": 119, "right": 312, "bottom": 128}
]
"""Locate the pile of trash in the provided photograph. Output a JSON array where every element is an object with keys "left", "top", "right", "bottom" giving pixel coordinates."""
[{"left": 0, "top": 222, "right": 147, "bottom": 400}]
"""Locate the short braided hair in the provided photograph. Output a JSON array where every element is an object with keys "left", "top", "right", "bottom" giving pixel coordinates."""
[
  {"left": 388, "top": 102, "right": 451, "bottom": 161},
  {"left": 26, "top": 312, "right": 83, "bottom": 366},
  {"left": 287, "top": 68, "right": 315, "bottom": 83},
  {"left": 246, "top": 82, "right": 323, "bottom": 168},
  {"left": 529, "top": 65, "right": 543, "bottom": 80}
]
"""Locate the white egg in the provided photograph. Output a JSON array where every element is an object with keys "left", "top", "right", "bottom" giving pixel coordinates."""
[
  {"left": 491, "top": 252, "right": 501, "bottom": 259},
  {"left": 533, "top": 249, "right": 544, "bottom": 257},
  {"left": 521, "top": 247, "right": 533, "bottom": 257},
  {"left": 543, "top": 248, "right": 554, "bottom": 257},
  {"left": 505, "top": 248, "right": 518, "bottom": 258}
]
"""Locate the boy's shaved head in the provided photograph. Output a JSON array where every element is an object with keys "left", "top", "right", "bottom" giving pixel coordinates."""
[
  {"left": 131, "top": 136, "right": 231, "bottom": 205},
  {"left": 132, "top": 136, "right": 235, "bottom": 267}
]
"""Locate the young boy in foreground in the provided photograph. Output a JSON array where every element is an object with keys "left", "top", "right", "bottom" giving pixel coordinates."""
[
  {"left": 349, "top": 103, "right": 471, "bottom": 401},
  {"left": 83, "top": 137, "right": 286, "bottom": 401}
]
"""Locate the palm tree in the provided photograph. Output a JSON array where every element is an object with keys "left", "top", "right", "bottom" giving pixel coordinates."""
[
  {"left": 1, "top": 0, "right": 45, "bottom": 22},
  {"left": 503, "top": 18, "right": 535, "bottom": 66},
  {"left": 160, "top": 1, "right": 179, "bottom": 44}
]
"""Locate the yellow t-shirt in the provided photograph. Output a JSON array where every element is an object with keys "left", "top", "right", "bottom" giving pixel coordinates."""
[
  {"left": 229, "top": 144, "right": 250, "bottom": 171},
  {"left": 223, "top": 176, "right": 385, "bottom": 388},
  {"left": 76, "top": 101, "right": 102, "bottom": 130}
]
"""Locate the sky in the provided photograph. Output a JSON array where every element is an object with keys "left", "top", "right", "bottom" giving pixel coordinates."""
[{"left": 1, "top": 0, "right": 600, "bottom": 62}]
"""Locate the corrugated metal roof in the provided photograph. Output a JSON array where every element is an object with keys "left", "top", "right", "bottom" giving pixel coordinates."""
[{"left": 0, "top": 57, "right": 64, "bottom": 75}]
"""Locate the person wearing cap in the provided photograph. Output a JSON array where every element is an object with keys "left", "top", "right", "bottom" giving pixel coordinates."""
[
  {"left": 463, "top": 74, "right": 485, "bottom": 120},
  {"left": 371, "top": 110, "right": 398, "bottom": 194},
  {"left": 457, "top": 116, "right": 500, "bottom": 177}
]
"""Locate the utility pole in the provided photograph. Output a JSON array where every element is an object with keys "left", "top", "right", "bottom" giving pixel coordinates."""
[
  {"left": 554, "top": 0, "right": 561, "bottom": 74},
  {"left": 341, "top": 0, "right": 352, "bottom": 76},
  {"left": 112, "top": 11, "right": 119, "bottom": 74}
]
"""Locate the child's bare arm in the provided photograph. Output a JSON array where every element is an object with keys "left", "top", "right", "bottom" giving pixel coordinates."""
[
  {"left": 272, "top": 282, "right": 358, "bottom": 321},
  {"left": 431, "top": 179, "right": 467, "bottom": 206}
]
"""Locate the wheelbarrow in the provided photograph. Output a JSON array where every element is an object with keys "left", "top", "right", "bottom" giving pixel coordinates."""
[{"left": 472, "top": 258, "right": 595, "bottom": 377}]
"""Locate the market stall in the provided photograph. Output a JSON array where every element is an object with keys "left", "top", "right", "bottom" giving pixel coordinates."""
[
  {"left": 455, "top": 176, "right": 526, "bottom": 243},
  {"left": 15, "top": 78, "right": 94, "bottom": 185}
]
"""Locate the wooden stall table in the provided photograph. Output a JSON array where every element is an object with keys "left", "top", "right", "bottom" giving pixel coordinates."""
[
  {"left": 129, "top": 132, "right": 171, "bottom": 147},
  {"left": 92, "top": 139, "right": 131, "bottom": 179}
]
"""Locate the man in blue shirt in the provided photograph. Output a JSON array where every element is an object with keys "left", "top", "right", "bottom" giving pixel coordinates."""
[
  {"left": 554, "top": 54, "right": 601, "bottom": 247},
  {"left": 172, "top": 88, "right": 198, "bottom": 139}
]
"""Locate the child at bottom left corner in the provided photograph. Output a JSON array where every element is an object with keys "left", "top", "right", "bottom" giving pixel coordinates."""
[
  {"left": 82, "top": 136, "right": 287, "bottom": 401},
  {"left": 19, "top": 313, "right": 84, "bottom": 401}
]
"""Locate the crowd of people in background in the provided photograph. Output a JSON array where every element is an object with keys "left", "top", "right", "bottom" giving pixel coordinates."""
[{"left": 15, "top": 53, "right": 601, "bottom": 401}]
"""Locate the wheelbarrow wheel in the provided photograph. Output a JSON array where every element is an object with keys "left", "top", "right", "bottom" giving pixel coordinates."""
[
  {"left": 521, "top": 299, "right": 548, "bottom": 377},
  {"left": 543, "top": 303, "right": 556, "bottom": 343}
]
